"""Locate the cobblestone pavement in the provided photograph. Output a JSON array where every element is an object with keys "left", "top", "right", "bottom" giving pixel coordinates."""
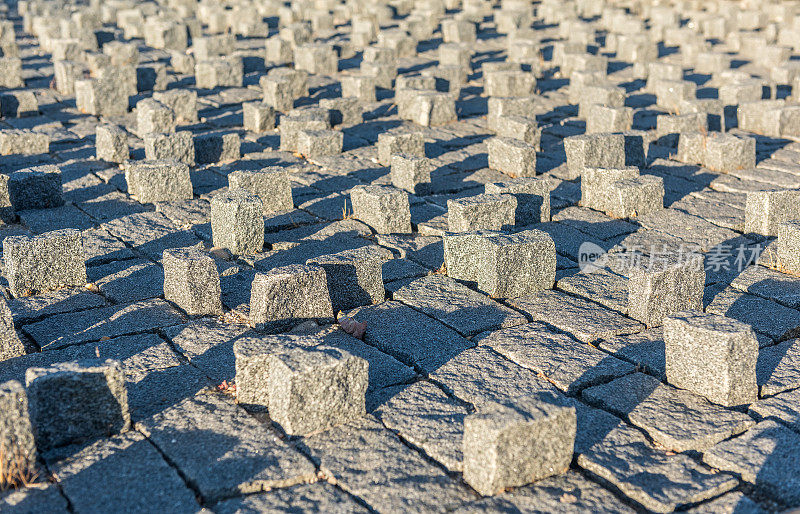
[{"left": 1, "top": 0, "right": 800, "bottom": 512}]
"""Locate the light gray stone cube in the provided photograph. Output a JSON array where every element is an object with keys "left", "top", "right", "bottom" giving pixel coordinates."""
[
  {"left": 463, "top": 396, "right": 576, "bottom": 496},
  {"left": 249, "top": 264, "right": 334, "bottom": 332},
  {"left": 447, "top": 194, "right": 517, "bottom": 232},
  {"left": 0, "top": 297, "right": 23, "bottom": 362},
  {"left": 243, "top": 102, "right": 276, "bottom": 133},
  {"left": 296, "top": 129, "right": 343, "bottom": 158},
  {"left": 3, "top": 229, "right": 87, "bottom": 298},
  {"left": 143, "top": 131, "right": 195, "bottom": 166},
  {"left": 0, "top": 381, "right": 37, "bottom": 483},
  {"left": 136, "top": 99, "right": 175, "bottom": 136},
  {"left": 96, "top": 124, "right": 128, "bottom": 163},
  {"left": 704, "top": 133, "right": 756, "bottom": 173},
  {"left": 279, "top": 108, "right": 329, "bottom": 152},
  {"left": 487, "top": 136, "right": 537, "bottom": 178},
  {"left": 778, "top": 219, "right": 800, "bottom": 274},
  {"left": 210, "top": 188, "right": 264, "bottom": 255},
  {"left": 485, "top": 177, "right": 551, "bottom": 225},
  {"left": 606, "top": 175, "right": 665, "bottom": 219},
  {"left": 152, "top": 89, "right": 198, "bottom": 123},
  {"left": 390, "top": 154, "right": 432, "bottom": 195},
  {"left": 627, "top": 254, "right": 705, "bottom": 328},
  {"left": 269, "top": 346, "right": 368, "bottom": 435},
  {"left": 377, "top": 131, "right": 425, "bottom": 166},
  {"left": 228, "top": 167, "right": 293, "bottom": 214},
  {"left": 125, "top": 159, "right": 193, "bottom": 204},
  {"left": 350, "top": 185, "right": 412, "bottom": 234},
  {"left": 307, "top": 246, "right": 385, "bottom": 313},
  {"left": 664, "top": 310, "right": 758, "bottom": 407},
  {"left": 163, "top": 247, "right": 222, "bottom": 316},
  {"left": 564, "top": 133, "right": 626, "bottom": 175},
  {"left": 494, "top": 115, "right": 541, "bottom": 148},
  {"left": 744, "top": 189, "right": 800, "bottom": 237}
]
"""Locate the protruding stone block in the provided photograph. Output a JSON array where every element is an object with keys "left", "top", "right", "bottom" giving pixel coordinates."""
[
  {"left": 210, "top": 188, "right": 264, "bottom": 255},
  {"left": 26, "top": 359, "right": 130, "bottom": 450},
  {"left": 307, "top": 246, "right": 385, "bottom": 313},
  {"left": 390, "top": 154, "right": 432, "bottom": 195},
  {"left": 447, "top": 194, "right": 517, "bottom": 232},
  {"left": 0, "top": 381, "right": 37, "bottom": 485},
  {"left": 243, "top": 102, "right": 276, "bottom": 133},
  {"left": 627, "top": 254, "right": 705, "bottom": 327},
  {"left": 744, "top": 189, "right": 800, "bottom": 237},
  {"left": 96, "top": 124, "right": 128, "bottom": 163},
  {"left": 3, "top": 229, "right": 87, "bottom": 298},
  {"left": 125, "top": 160, "right": 193, "bottom": 204},
  {"left": 487, "top": 137, "right": 537, "bottom": 178},
  {"left": 664, "top": 310, "right": 758, "bottom": 407},
  {"left": 249, "top": 264, "right": 334, "bottom": 331},
  {"left": 143, "top": 131, "right": 195, "bottom": 166},
  {"left": 163, "top": 247, "right": 222, "bottom": 316},
  {"left": 228, "top": 168, "right": 293, "bottom": 214},
  {"left": 485, "top": 177, "right": 551, "bottom": 225},
  {"left": 377, "top": 131, "right": 424, "bottom": 166},
  {"left": 350, "top": 185, "right": 412, "bottom": 234}
]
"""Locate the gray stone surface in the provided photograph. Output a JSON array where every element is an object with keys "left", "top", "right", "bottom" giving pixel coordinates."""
[
  {"left": 476, "top": 322, "right": 635, "bottom": 394},
  {"left": 163, "top": 246, "right": 223, "bottom": 315},
  {"left": 392, "top": 274, "right": 527, "bottom": 337},
  {"left": 706, "top": 287, "right": 800, "bottom": 342},
  {"left": 4, "top": 229, "right": 87, "bottom": 298},
  {"left": 446, "top": 193, "right": 516, "bottom": 233},
  {"left": 749, "top": 387, "right": 800, "bottom": 433},
  {"left": 228, "top": 167, "right": 293, "bottom": 214},
  {"left": 211, "top": 188, "right": 264, "bottom": 255},
  {"left": 0, "top": 298, "right": 24, "bottom": 362},
  {"left": 0, "top": 380, "right": 37, "bottom": 486},
  {"left": 136, "top": 392, "right": 317, "bottom": 502},
  {"left": 703, "top": 420, "right": 800, "bottom": 508},
  {"left": 463, "top": 396, "right": 575, "bottom": 496},
  {"left": 307, "top": 246, "right": 385, "bottom": 313},
  {"left": 124, "top": 160, "right": 193, "bottom": 204},
  {"left": 249, "top": 264, "right": 334, "bottom": 332},
  {"left": 350, "top": 185, "right": 412, "bottom": 234},
  {"left": 756, "top": 338, "right": 800, "bottom": 398},
  {"left": 583, "top": 372, "right": 754, "bottom": 452},
  {"left": 664, "top": 310, "right": 759, "bottom": 407},
  {"left": 211, "top": 482, "right": 368, "bottom": 514}
]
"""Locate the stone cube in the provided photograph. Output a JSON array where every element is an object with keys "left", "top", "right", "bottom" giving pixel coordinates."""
[
  {"left": 192, "top": 34, "right": 234, "bottom": 60},
  {"left": 654, "top": 79, "right": 697, "bottom": 111},
  {"left": 564, "top": 134, "right": 626, "bottom": 175},
  {"left": 96, "top": 124, "right": 128, "bottom": 163},
  {"left": 485, "top": 177, "right": 551, "bottom": 225},
  {"left": 580, "top": 166, "right": 640, "bottom": 212},
  {"left": 578, "top": 85, "right": 625, "bottom": 119},
  {"left": 136, "top": 99, "right": 175, "bottom": 136},
  {"left": 319, "top": 97, "right": 362, "bottom": 127},
  {"left": 296, "top": 129, "right": 343, "bottom": 158},
  {"left": 487, "top": 97, "right": 538, "bottom": 130},
  {"left": 242, "top": 102, "right": 276, "bottom": 133},
  {"left": 350, "top": 185, "right": 412, "bottom": 234},
  {"left": 163, "top": 246, "right": 222, "bottom": 316},
  {"left": 3, "top": 229, "right": 87, "bottom": 297},
  {"left": 103, "top": 41, "right": 139, "bottom": 66},
  {"left": 210, "top": 188, "right": 264, "bottom": 255},
  {"left": 53, "top": 60, "right": 86, "bottom": 95},
  {"left": 341, "top": 74, "right": 376, "bottom": 102},
  {"left": 463, "top": 397, "right": 576, "bottom": 496},
  {"left": 704, "top": 133, "right": 756, "bottom": 172},
  {"left": 487, "top": 137, "right": 537, "bottom": 178},
  {"left": 446, "top": 229, "right": 556, "bottom": 297},
  {"left": 0, "top": 57, "right": 23, "bottom": 88},
  {"left": 268, "top": 346, "right": 368, "bottom": 435},
  {"left": 279, "top": 108, "right": 329, "bottom": 152},
  {"left": 493, "top": 115, "right": 541, "bottom": 148},
  {"left": 0, "top": 129, "right": 49, "bottom": 156},
  {"left": 260, "top": 76, "right": 295, "bottom": 111},
  {"left": 125, "top": 160, "right": 193, "bottom": 204},
  {"left": 228, "top": 168, "right": 293, "bottom": 214},
  {"left": 605, "top": 175, "right": 665, "bottom": 219},
  {"left": 170, "top": 51, "right": 195, "bottom": 74},
  {"left": 655, "top": 113, "right": 706, "bottom": 147},
  {"left": 0, "top": 91, "right": 37, "bottom": 118},
  {"left": 676, "top": 132, "right": 707, "bottom": 165},
  {"left": 195, "top": 57, "right": 243, "bottom": 88},
  {"left": 194, "top": 133, "right": 240, "bottom": 164},
  {"left": 143, "top": 131, "right": 195, "bottom": 166},
  {"left": 307, "top": 246, "right": 385, "bottom": 313},
  {"left": 627, "top": 254, "right": 705, "bottom": 328},
  {"left": 152, "top": 89, "right": 198, "bottom": 123},
  {"left": 377, "top": 131, "right": 425, "bottom": 166},
  {"left": 442, "top": 19, "right": 476, "bottom": 43},
  {"left": 266, "top": 36, "right": 293, "bottom": 64},
  {"left": 447, "top": 194, "right": 517, "bottom": 232},
  {"left": 26, "top": 359, "right": 130, "bottom": 450},
  {"left": 144, "top": 21, "right": 187, "bottom": 51},
  {"left": 0, "top": 381, "right": 37, "bottom": 484},
  {"left": 484, "top": 70, "right": 536, "bottom": 97},
  {"left": 295, "top": 43, "right": 338, "bottom": 76},
  {"left": 390, "top": 154, "right": 433, "bottom": 195},
  {"left": 75, "top": 78, "right": 128, "bottom": 117},
  {"left": 407, "top": 91, "right": 457, "bottom": 127},
  {"left": 0, "top": 297, "right": 23, "bottom": 361},
  {"left": 744, "top": 189, "right": 800, "bottom": 237},
  {"left": 249, "top": 264, "right": 334, "bottom": 331},
  {"left": 778, "top": 220, "right": 800, "bottom": 274},
  {"left": 664, "top": 310, "right": 759, "bottom": 407},
  {"left": 136, "top": 63, "right": 168, "bottom": 92},
  {"left": 7, "top": 165, "right": 64, "bottom": 210},
  {"left": 586, "top": 104, "right": 634, "bottom": 134}
]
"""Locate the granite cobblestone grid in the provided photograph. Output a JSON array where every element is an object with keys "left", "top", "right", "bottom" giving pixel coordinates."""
[{"left": 2, "top": 0, "right": 800, "bottom": 511}]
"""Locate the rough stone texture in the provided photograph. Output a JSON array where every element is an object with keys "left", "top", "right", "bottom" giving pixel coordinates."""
[
  {"left": 0, "top": 380, "right": 36, "bottom": 486},
  {"left": 26, "top": 359, "right": 130, "bottom": 450},
  {"left": 124, "top": 159, "right": 193, "bottom": 204},
  {"left": 228, "top": 167, "right": 293, "bottom": 214},
  {"left": 447, "top": 194, "right": 516, "bottom": 232},
  {"left": 3, "top": 229, "right": 87, "bottom": 298},
  {"left": 210, "top": 188, "right": 264, "bottom": 255},
  {"left": 307, "top": 246, "right": 385, "bottom": 313},
  {"left": 0, "top": 298, "right": 24, "bottom": 362},
  {"left": 136, "top": 392, "right": 317, "bottom": 502},
  {"left": 163, "top": 246, "right": 223, "bottom": 315},
  {"left": 664, "top": 310, "right": 759, "bottom": 407},
  {"left": 463, "top": 396, "right": 576, "bottom": 496},
  {"left": 583, "top": 373, "right": 754, "bottom": 452},
  {"left": 249, "top": 264, "right": 334, "bottom": 332},
  {"left": 703, "top": 420, "right": 800, "bottom": 508},
  {"left": 350, "top": 185, "right": 412, "bottom": 234},
  {"left": 269, "top": 345, "right": 368, "bottom": 435},
  {"left": 484, "top": 177, "right": 551, "bottom": 224},
  {"left": 212, "top": 483, "right": 368, "bottom": 513},
  {"left": 745, "top": 189, "right": 800, "bottom": 237}
]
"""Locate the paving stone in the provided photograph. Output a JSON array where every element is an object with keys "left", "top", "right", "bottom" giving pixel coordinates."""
[
  {"left": 392, "top": 274, "right": 527, "bottom": 337},
  {"left": 87, "top": 258, "right": 164, "bottom": 304},
  {"left": 23, "top": 299, "right": 185, "bottom": 350},
  {"left": 749, "top": 388, "right": 800, "bottom": 434},
  {"left": 211, "top": 482, "right": 368, "bottom": 514},
  {"left": 686, "top": 492, "right": 768, "bottom": 514},
  {"left": 446, "top": 193, "right": 516, "bottom": 233},
  {"left": 703, "top": 420, "right": 800, "bottom": 508},
  {"left": 373, "top": 380, "right": 467, "bottom": 472},
  {"left": 307, "top": 246, "right": 385, "bottom": 313},
  {"left": 475, "top": 322, "right": 635, "bottom": 394},
  {"left": 163, "top": 318, "right": 252, "bottom": 384},
  {"left": 103, "top": 211, "right": 202, "bottom": 261},
  {"left": 598, "top": 328, "right": 666, "bottom": 378},
  {"left": 4, "top": 229, "right": 87, "bottom": 298},
  {"left": 302, "top": 416, "right": 475, "bottom": 512},
  {"left": 511, "top": 290, "right": 644, "bottom": 343},
  {"left": 0, "top": 484, "right": 69, "bottom": 513},
  {"left": 0, "top": 380, "right": 37, "bottom": 485},
  {"left": 249, "top": 264, "right": 334, "bottom": 332},
  {"left": 577, "top": 423, "right": 738, "bottom": 513},
  {"left": 730, "top": 265, "right": 800, "bottom": 308},
  {"left": 757, "top": 338, "right": 800, "bottom": 397},
  {"left": 49, "top": 431, "right": 199, "bottom": 513},
  {"left": 137, "top": 391, "right": 317, "bottom": 502},
  {"left": 163, "top": 246, "right": 222, "bottom": 315},
  {"left": 583, "top": 373, "right": 755, "bottom": 452},
  {"left": 0, "top": 297, "right": 24, "bottom": 361},
  {"left": 706, "top": 286, "right": 800, "bottom": 342}
]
